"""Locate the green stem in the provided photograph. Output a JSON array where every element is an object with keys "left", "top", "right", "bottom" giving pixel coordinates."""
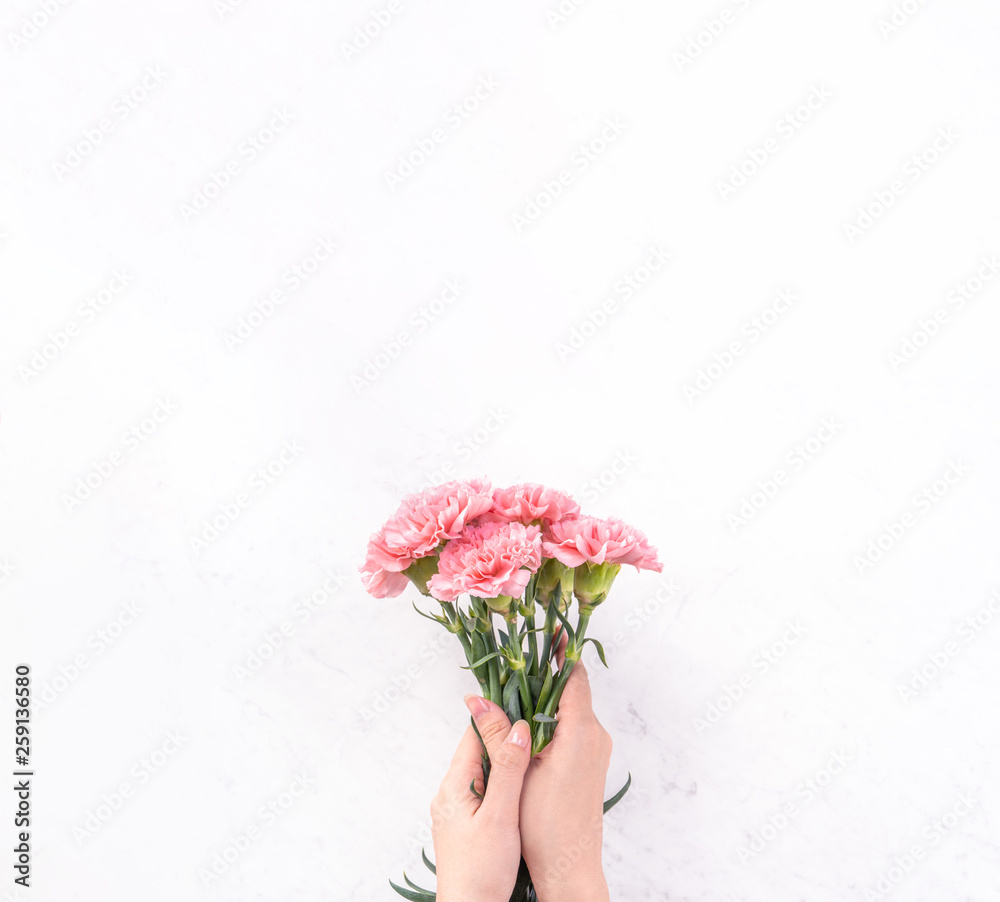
[
  {"left": 539, "top": 601, "right": 558, "bottom": 672},
  {"left": 485, "top": 614, "right": 502, "bottom": 705},
  {"left": 504, "top": 609, "right": 534, "bottom": 724},
  {"left": 525, "top": 610, "right": 538, "bottom": 678},
  {"left": 533, "top": 607, "right": 593, "bottom": 754},
  {"left": 440, "top": 601, "right": 469, "bottom": 652},
  {"left": 523, "top": 577, "right": 539, "bottom": 679},
  {"left": 441, "top": 601, "right": 487, "bottom": 692}
]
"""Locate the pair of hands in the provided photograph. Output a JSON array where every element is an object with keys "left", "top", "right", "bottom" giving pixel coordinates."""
[{"left": 430, "top": 646, "right": 613, "bottom": 902}]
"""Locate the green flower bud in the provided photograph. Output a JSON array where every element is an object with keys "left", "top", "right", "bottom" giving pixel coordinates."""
[
  {"left": 573, "top": 561, "right": 621, "bottom": 609},
  {"left": 535, "top": 558, "right": 574, "bottom": 610},
  {"left": 484, "top": 594, "right": 515, "bottom": 615},
  {"left": 403, "top": 554, "right": 439, "bottom": 596}
]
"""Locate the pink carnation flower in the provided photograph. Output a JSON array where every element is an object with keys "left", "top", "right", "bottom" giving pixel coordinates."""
[
  {"left": 429, "top": 520, "right": 543, "bottom": 602},
  {"left": 384, "top": 478, "right": 494, "bottom": 557},
  {"left": 359, "top": 478, "right": 493, "bottom": 599},
  {"left": 489, "top": 483, "right": 580, "bottom": 526},
  {"left": 360, "top": 556, "right": 411, "bottom": 598},
  {"left": 358, "top": 528, "right": 413, "bottom": 598},
  {"left": 542, "top": 515, "right": 662, "bottom": 572},
  {"left": 363, "top": 526, "right": 414, "bottom": 572}
]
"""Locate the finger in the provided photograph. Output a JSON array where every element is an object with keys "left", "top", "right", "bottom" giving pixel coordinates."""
[
  {"left": 480, "top": 720, "right": 531, "bottom": 824},
  {"left": 441, "top": 724, "right": 487, "bottom": 798},
  {"left": 552, "top": 627, "right": 569, "bottom": 667},
  {"left": 463, "top": 695, "right": 530, "bottom": 823},
  {"left": 554, "top": 656, "right": 593, "bottom": 720},
  {"left": 463, "top": 693, "right": 513, "bottom": 758}
]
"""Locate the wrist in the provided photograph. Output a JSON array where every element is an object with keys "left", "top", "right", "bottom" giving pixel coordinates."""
[
  {"left": 531, "top": 865, "right": 609, "bottom": 902},
  {"left": 437, "top": 888, "right": 511, "bottom": 902},
  {"left": 535, "top": 880, "right": 609, "bottom": 902}
]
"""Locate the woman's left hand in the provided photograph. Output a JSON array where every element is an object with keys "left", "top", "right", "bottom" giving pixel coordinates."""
[{"left": 430, "top": 694, "right": 531, "bottom": 902}]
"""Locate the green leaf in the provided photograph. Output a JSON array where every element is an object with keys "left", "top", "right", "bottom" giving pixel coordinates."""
[
  {"left": 603, "top": 771, "right": 632, "bottom": 814},
  {"left": 463, "top": 650, "right": 503, "bottom": 669},
  {"left": 527, "top": 675, "right": 545, "bottom": 696},
  {"left": 470, "top": 716, "right": 487, "bottom": 756},
  {"left": 388, "top": 878, "right": 436, "bottom": 901},
  {"left": 403, "top": 872, "right": 434, "bottom": 893},
  {"left": 503, "top": 671, "right": 520, "bottom": 707},
  {"left": 469, "top": 632, "right": 486, "bottom": 664},
  {"left": 505, "top": 689, "right": 522, "bottom": 725},
  {"left": 497, "top": 628, "right": 509, "bottom": 645},
  {"left": 411, "top": 601, "right": 446, "bottom": 624},
  {"left": 469, "top": 778, "right": 484, "bottom": 800},
  {"left": 551, "top": 603, "right": 575, "bottom": 644},
  {"left": 536, "top": 666, "right": 554, "bottom": 712},
  {"left": 532, "top": 713, "right": 557, "bottom": 723},
  {"left": 421, "top": 848, "right": 436, "bottom": 876},
  {"left": 583, "top": 637, "right": 609, "bottom": 668}
]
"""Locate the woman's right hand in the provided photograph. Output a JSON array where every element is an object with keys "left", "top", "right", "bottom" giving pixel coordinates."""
[{"left": 518, "top": 638, "right": 613, "bottom": 902}]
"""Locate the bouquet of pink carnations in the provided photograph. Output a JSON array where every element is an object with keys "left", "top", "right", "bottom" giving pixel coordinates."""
[{"left": 360, "top": 479, "right": 662, "bottom": 902}]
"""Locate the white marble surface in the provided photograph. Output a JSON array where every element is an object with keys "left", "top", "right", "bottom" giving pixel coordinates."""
[{"left": 3, "top": 1, "right": 1000, "bottom": 900}]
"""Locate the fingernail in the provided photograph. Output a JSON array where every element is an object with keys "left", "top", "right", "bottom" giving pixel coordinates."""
[
  {"left": 503, "top": 720, "right": 529, "bottom": 750},
  {"left": 463, "top": 693, "right": 490, "bottom": 718}
]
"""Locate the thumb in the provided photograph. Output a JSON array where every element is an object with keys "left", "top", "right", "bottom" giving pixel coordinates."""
[
  {"left": 480, "top": 720, "right": 530, "bottom": 823},
  {"left": 463, "top": 694, "right": 530, "bottom": 822}
]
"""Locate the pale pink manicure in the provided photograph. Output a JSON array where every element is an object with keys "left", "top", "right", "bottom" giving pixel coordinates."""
[
  {"left": 463, "top": 694, "right": 491, "bottom": 717},
  {"left": 504, "top": 721, "right": 529, "bottom": 749}
]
